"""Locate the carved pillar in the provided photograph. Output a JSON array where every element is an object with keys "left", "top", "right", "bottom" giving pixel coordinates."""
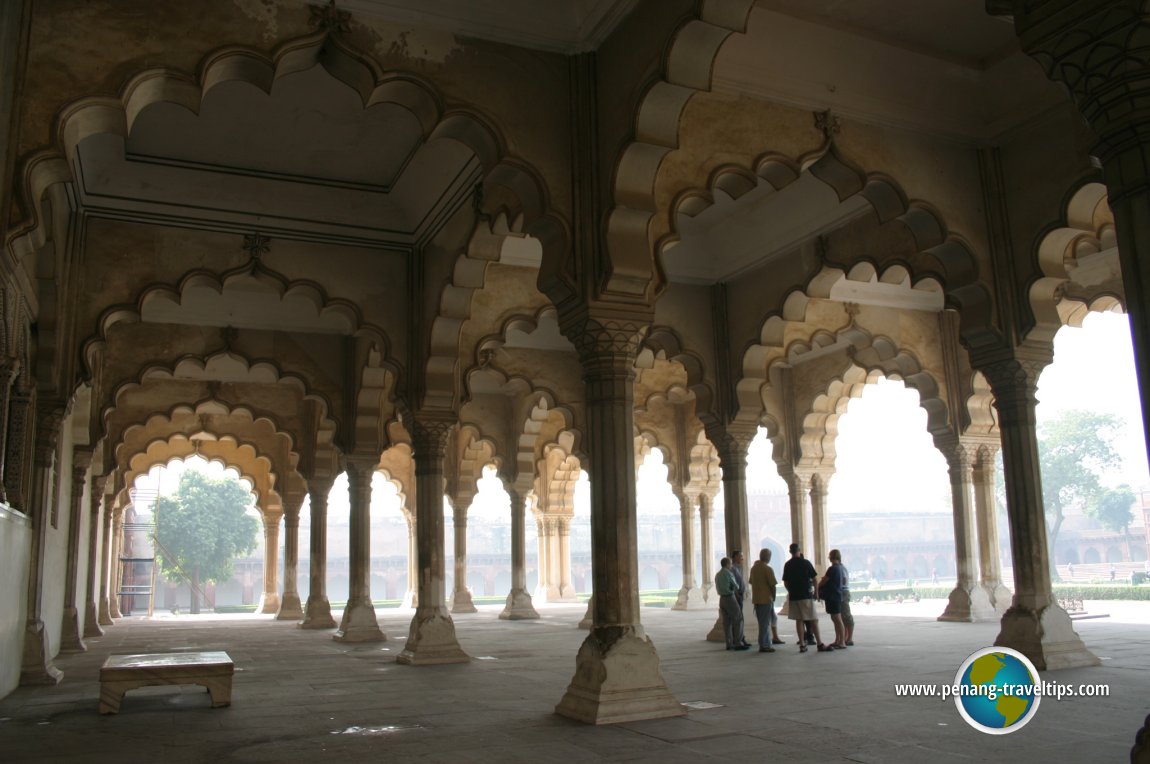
[
  {"left": 937, "top": 439, "right": 995, "bottom": 622},
  {"left": 783, "top": 470, "right": 811, "bottom": 553},
  {"left": 4, "top": 381, "right": 32, "bottom": 510},
  {"left": 97, "top": 494, "right": 116, "bottom": 626},
  {"left": 555, "top": 321, "right": 682, "bottom": 724},
  {"left": 557, "top": 516, "right": 576, "bottom": 600},
  {"left": 0, "top": 357, "right": 20, "bottom": 504},
  {"left": 109, "top": 506, "right": 124, "bottom": 619},
  {"left": 258, "top": 511, "right": 282, "bottom": 615},
  {"left": 398, "top": 415, "right": 468, "bottom": 664},
  {"left": 83, "top": 474, "right": 107, "bottom": 637},
  {"left": 984, "top": 357, "right": 1098, "bottom": 669},
  {"left": 705, "top": 429, "right": 755, "bottom": 644},
  {"left": 60, "top": 448, "right": 93, "bottom": 652},
  {"left": 500, "top": 487, "right": 539, "bottom": 620},
  {"left": 276, "top": 492, "right": 305, "bottom": 620},
  {"left": 810, "top": 472, "right": 831, "bottom": 573},
  {"left": 672, "top": 488, "right": 704, "bottom": 610},
  {"left": 534, "top": 516, "right": 556, "bottom": 601},
  {"left": 300, "top": 476, "right": 336, "bottom": 629},
  {"left": 699, "top": 493, "right": 714, "bottom": 601},
  {"left": 334, "top": 458, "right": 385, "bottom": 642},
  {"left": 973, "top": 443, "right": 1011, "bottom": 611},
  {"left": 450, "top": 498, "right": 477, "bottom": 613},
  {"left": 401, "top": 509, "right": 418, "bottom": 609},
  {"left": 21, "top": 398, "right": 64, "bottom": 686}
]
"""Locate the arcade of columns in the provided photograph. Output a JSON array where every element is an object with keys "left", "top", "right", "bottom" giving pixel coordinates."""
[{"left": 1, "top": 0, "right": 1149, "bottom": 739}]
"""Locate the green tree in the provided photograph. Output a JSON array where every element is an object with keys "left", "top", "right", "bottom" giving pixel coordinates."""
[
  {"left": 1038, "top": 409, "right": 1124, "bottom": 573},
  {"left": 154, "top": 470, "right": 259, "bottom": 613},
  {"left": 1090, "top": 484, "right": 1136, "bottom": 560}
]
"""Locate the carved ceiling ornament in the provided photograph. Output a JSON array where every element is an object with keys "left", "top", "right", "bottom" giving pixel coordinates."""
[{"left": 309, "top": 0, "right": 352, "bottom": 35}]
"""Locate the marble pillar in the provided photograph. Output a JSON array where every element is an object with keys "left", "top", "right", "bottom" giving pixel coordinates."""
[
  {"left": 557, "top": 517, "right": 575, "bottom": 600},
  {"left": 109, "top": 507, "right": 124, "bottom": 619},
  {"left": 500, "top": 488, "right": 539, "bottom": 620},
  {"left": 97, "top": 497, "right": 115, "bottom": 627},
  {"left": 555, "top": 327, "right": 681, "bottom": 724},
  {"left": 300, "top": 476, "right": 336, "bottom": 629},
  {"left": 973, "top": 444, "right": 1011, "bottom": 612},
  {"left": 60, "top": 449, "right": 93, "bottom": 652},
  {"left": 258, "top": 512, "right": 282, "bottom": 615},
  {"left": 810, "top": 473, "right": 830, "bottom": 573},
  {"left": 699, "top": 493, "right": 714, "bottom": 602},
  {"left": 276, "top": 494, "right": 305, "bottom": 620},
  {"left": 535, "top": 517, "right": 557, "bottom": 602},
  {"left": 398, "top": 416, "right": 468, "bottom": 664},
  {"left": 450, "top": 498, "right": 477, "bottom": 613},
  {"left": 83, "top": 475, "right": 107, "bottom": 638},
  {"left": 938, "top": 441, "right": 995, "bottom": 622},
  {"left": 334, "top": 458, "right": 385, "bottom": 642},
  {"left": 401, "top": 510, "right": 418, "bottom": 609},
  {"left": 985, "top": 358, "right": 1098, "bottom": 670},
  {"left": 706, "top": 433, "right": 754, "bottom": 643},
  {"left": 672, "top": 490, "right": 705, "bottom": 610},
  {"left": 785, "top": 471, "right": 811, "bottom": 553},
  {"left": 21, "top": 399, "right": 64, "bottom": 686}
]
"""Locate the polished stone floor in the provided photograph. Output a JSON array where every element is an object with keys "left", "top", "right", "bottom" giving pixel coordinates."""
[{"left": 1, "top": 600, "right": 1147, "bottom": 763}]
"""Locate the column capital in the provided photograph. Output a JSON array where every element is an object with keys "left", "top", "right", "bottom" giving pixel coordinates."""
[
  {"left": 72, "top": 447, "right": 93, "bottom": 481},
  {"left": 978, "top": 355, "right": 1049, "bottom": 414},
  {"left": 307, "top": 474, "right": 335, "bottom": 498},
  {"left": 410, "top": 414, "right": 455, "bottom": 463},
  {"left": 34, "top": 398, "right": 66, "bottom": 465}
]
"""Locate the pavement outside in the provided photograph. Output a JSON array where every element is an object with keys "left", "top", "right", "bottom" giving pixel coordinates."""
[{"left": 1, "top": 599, "right": 1146, "bottom": 763}]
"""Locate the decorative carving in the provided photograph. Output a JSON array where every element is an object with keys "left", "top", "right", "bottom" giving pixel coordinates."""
[
  {"left": 978, "top": 356, "right": 1047, "bottom": 427},
  {"left": 309, "top": 0, "right": 352, "bottom": 34},
  {"left": 411, "top": 416, "right": 455, "bottom": 462},
  {"left": 242, "top": 232, "right": 271, "bottom": 263},
  {"left": 814, "top": 109, "right": 841, "bottom": 142},
  {"left": 4, "top": 382, "right": 32, "bottom": 509},
  {"left": 564, "top": 316, "right": 649, "bottom": 365}
]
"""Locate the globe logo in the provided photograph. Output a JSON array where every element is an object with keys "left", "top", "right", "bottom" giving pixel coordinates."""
[{"left": 953, "top": 647, "right": 1041, "bottom": 734}]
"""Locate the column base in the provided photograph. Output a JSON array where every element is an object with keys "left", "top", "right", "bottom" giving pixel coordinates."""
[
  {"left": 984, "top": 582, "right": 1012, "bottom": 614},
  {"left": 258, "top": 593, "right": 281, "bottom": 615},
  {"left": 333, "top": 599, "right": 386, "bottom": 642},
  {"left": 396, "top": 608, "right": 470, "bottom": 665},
  {"left": 83, "top": 602, "right": 104, "bottom": 638},
  {"left": 98, "top": 598, "right": 114, "bottom": 627},
  {"left": 299, "top": 596, "right": 337, "bottom": 629},
  {"left": 937, "top": 583, "right": 997, "bottom": 622},
  {"left": 671, "top": 586, "right": 707, "bottom": 611},
  {"left": 994, "top": 603, "right": 1100, "bottom": 671},
  {"left": 450, "top": 588, "right": 478, "bottom": 614},
  {"left": 704, "top": 608, "right": 757, "bottom": 642},
  {"left": 109, "top": 599, "right": 122, "bottom": 619},
  {"left": 554, "top": 584, "right": 579, "bottom": 603},
  {"left": 59, "top": 608, "right": 87, "bottom": 653},
  {"left": 578, "top": 597, "right": 593, "bottom": 629},
  {"left": 499, "top": 588, "right": 539, "bottom": 620},
  {"left": 20, "top": 620, "right": 63, "bottom": 686},
  {"left": 401, "top": 589, "right": 417, "bottom": 609},
  {"left": 555, "top": 626, "right": 684, "bottom": 725},
  {"left": 276, "top": 592, "right": 305, "bottom": 621}
]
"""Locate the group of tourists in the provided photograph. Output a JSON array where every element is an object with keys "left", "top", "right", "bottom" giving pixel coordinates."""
[{"left": 715, "top": 544, "right": 854, "bottom": 654}]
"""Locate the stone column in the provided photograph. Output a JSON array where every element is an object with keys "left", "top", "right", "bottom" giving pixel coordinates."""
[
  {"left": 21, "top": 398, "right": 64, "bottom": 686},
  {"left": 784, "top": 470, "right": 811, "bottom": 552},
  {"left": 0, "top": 357, "right": 20, "bottom": 504},
  {"left": 810, "top": 472, "right": 831, "bottom": 572},
  {"left": 699, "top": 493, "right": 714, "bottom": 601},
  {"left": 705, "top": 430, "right": 755, "bottom": 643},
  {"left": 276, "top": 492, "right": 305, "bottom": 620},
  {"left": 97, "top": 494, "right": 116, "bottom": 626},
  {"left": 555, "top": 322, "right": 682, "bottom": 724},
  {"left": 60, "top": 448, "right": 93, "bottom": 652},
  {"left": 4, "top": 381, "right": 32, "bottom": 511},
  {"left": 973, "top": 444, "right": 1011, "bottom": 611},
  {"left": 398, "top": 415, "right": 469, "bottom": 664},
  {"left": 401, "top": 509, "right": 418, "bottom": 609},
  {"left": 83, "top": 474, "right": 107, "bottom": 637},
  {"left": 557, "top": 516, "right": 576, "bottom": 600},
  {"left": 938, "top": 440, "right": 995, "bottom": 622},
  {"left": 109, "top": 506, "right": 125, "bottom": 619},
  {"left": 500, "top": 487, "right": 539, "bottom": 620},
  {"left": 334, "top": 458, "right": 385, "bottom": 642},
  {"left": 258, "top": 511, "right": 282, "bottom": 615},
  {"left": 301, "top": 476, "right": 336, "bottom": 629},
  {"left": 984, "top": 358, "right": 1098, "bottom": 670},
  {"left": 450, "top": 498, "right": 477, "bottom": 613},
  {"left": 534, "top": 517, "right": 555, "bottom": 601},
  {"left": 672, "top": 489, "right": 705, "bottom": 610}
]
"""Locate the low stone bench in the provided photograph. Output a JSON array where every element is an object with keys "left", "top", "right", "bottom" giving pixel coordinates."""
[{"left": 99, "top": 651, "right": 234, "bottom": 714}]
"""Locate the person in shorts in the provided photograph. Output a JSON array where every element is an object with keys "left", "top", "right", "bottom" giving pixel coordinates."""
[
  {"left": 819, "top": 549, "right": 847, "bottom": 649},
  {"left": 781, "top": 543, "right": 828, "bottom": 652}
]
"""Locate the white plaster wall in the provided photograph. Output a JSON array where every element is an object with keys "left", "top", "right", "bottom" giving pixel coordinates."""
[{"left": 0, "top": 505, "right": 31, "bottom": 698}]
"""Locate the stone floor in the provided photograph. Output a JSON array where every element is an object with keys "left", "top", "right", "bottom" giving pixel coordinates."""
[{"left": 1, "top": 600, "right": 1147, "bottom": 763}]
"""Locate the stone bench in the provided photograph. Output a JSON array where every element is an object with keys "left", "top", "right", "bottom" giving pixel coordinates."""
[{"left": 99, "top": 651, "right": 234, "bottom": 714}]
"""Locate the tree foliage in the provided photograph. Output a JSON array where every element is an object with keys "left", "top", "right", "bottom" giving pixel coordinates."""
[
  {"left": 1089, "top": 484, "right": 1136, "bottom": 535},
  {"left": 1038, "top": 409, "right": 1124, "bottom": 559},
  {"left": 154, "top": 470, "right": 259, "bottom": 599}
]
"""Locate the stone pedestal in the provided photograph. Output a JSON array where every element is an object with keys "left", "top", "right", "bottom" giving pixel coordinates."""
[
  {"left": 995, "top": 604, "right": 1100, "bottom": 671},
  {"left": 555, "top": 627, "right": 684, "bottom": 725},
  {"left": 21, "top": 618, "right": 62, "bottom": 686},
  {"left": 334, "top": 460, "right": 385, "bottom": 643},
  {"left": 397, "top": 609, "right": 470, "bottom": 665}
]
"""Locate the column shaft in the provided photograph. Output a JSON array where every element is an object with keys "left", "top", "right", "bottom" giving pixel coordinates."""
[
  {"left": 500, "top": 488, "right": 539, "bottom": 619},
  {"left": 0, "top": 359, "right": 20, "bottom": 503},
  {"left": 938, "top": 442, "right": 994, "bottom": 622},
  {"left": 973, "top": 446, "right": 1010, "bottom": 611},
  {"left": 276, "top": 499, "right": 305, "bottom": 620},
  {"left": 810, "top": 474, "right": 830, "bottom": 572},
  {"left": 699, "top": 494, "right": 714, "bottom": 600},
  {"left": 334, "top": 459, "right": 384, "bottom": 642},
  {"left": 109, "top": 508, "right": 124, "bottom": 618},
  {"left": 97, "top": 499, "right": 114, "bottom": 626},
  {"left": 83, "top": 476, "right": 106, "bottom": 637},
  {"left": 258, "top": 515, "right": 282, "bottom": 614},
  {"left": 301, "top": 477, "right": 336, "bottom": 629},
  {"left": 672, "top": 493, "right": 704, "bottom": 610},
  {"left": 60, "top": 451, "right": 92, "bottom": 652},
  {"left": 450, "top": 502, "right": 476, "bottom": 613}
]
